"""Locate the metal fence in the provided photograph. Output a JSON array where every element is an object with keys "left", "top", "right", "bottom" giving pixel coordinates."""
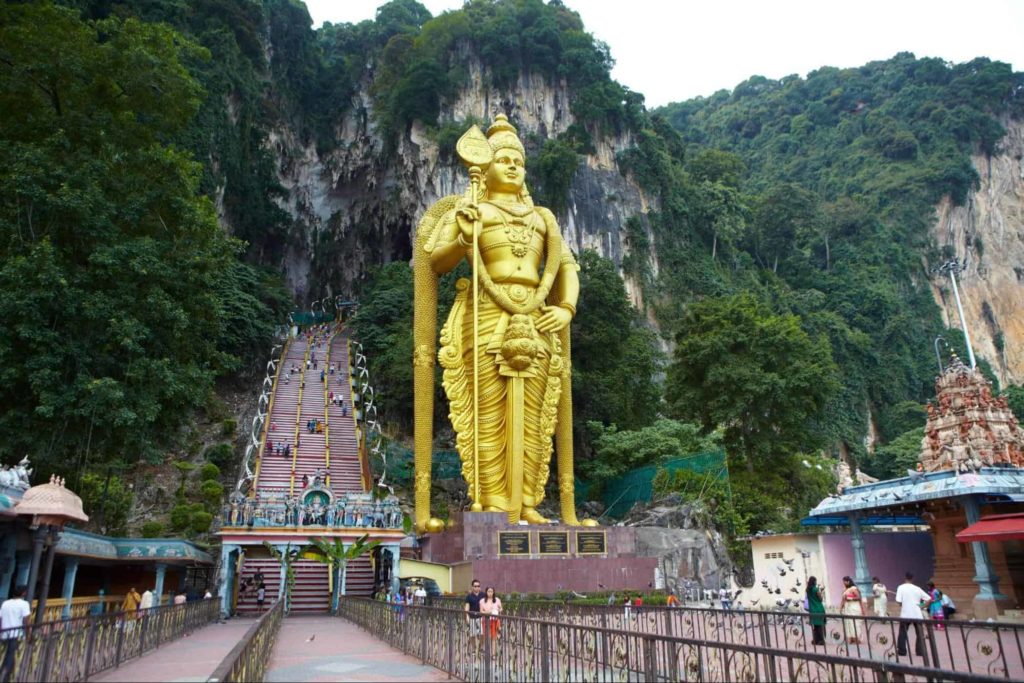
[
  {"left": 428, "top": 597, "right": 1024, "bottom": 679},
  {"left": 207, "top": 599, "right": 284, "bottom": 683},
  {"left": 1, "top": 598, "right": 220, "bottom": 682},
  {"left": 342, "top": 597, "right": 1021, "bottom": 682}
]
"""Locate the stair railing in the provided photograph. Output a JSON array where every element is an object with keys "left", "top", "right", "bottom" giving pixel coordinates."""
[
  {"left": 349, "top": 340, "right": 389, "bottom": 494},
  {"left": 235, "top": 341, "right": 285, "bottom": 495},
  {"left": 289, "top": 342, "right": 312, "bottom": 496}
]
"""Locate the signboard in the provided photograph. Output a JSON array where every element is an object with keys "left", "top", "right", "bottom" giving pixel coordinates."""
[
  {"left": 575, "top": 531, "right": 607, "bottom": 555},
  {"left": 538, "top": 531, "right": 569, "bottom": 555},
  {"left": 498, "top": 531, "right": 531, "bottom": 556}
]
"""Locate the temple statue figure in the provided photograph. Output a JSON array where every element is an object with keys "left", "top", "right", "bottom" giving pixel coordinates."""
[{"left": 413, "top": 115, "right": 593, "bottom": 531}]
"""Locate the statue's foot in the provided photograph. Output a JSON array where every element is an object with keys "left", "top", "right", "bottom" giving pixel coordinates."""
[
  {"left": 522, "top": 507, "right": 549, "bottom": 524},
  {"left": 581, "top": 518, "right": 599, "bottom": 527}
]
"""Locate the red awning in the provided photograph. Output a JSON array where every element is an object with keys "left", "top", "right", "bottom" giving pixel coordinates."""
[{"left": 956, "top": 513, "right": 1024, "bottom": 543}]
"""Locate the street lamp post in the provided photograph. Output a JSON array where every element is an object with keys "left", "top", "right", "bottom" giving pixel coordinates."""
[{"left": 934, "top": 258, "right": 977, "bottom": 370}]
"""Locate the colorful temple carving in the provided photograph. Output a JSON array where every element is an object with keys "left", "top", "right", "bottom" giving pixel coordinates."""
[{"left": 920, "top": 353, "right": 1024, "bottom": 473}]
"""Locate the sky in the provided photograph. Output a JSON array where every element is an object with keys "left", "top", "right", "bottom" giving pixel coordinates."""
[{"left": 303, "top": 0, "right": 1024, "bottom": 108}]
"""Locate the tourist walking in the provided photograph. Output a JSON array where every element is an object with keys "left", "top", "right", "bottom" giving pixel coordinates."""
[
  {"left": 926, "top": 581, "right": 945, "bottom": 630},
  {"left": 256, "top": 584, "right": 266, "bottom": 613},
  {"left": 123, "top": 587, "right": 142, "bottom": 615},
  {"left": 838, "top": 576, "right": 864, "bottom": 644},
  {"left": 464, "top": 580, "right": 484, "bottom": 655},
  {"left": 806, "top": 576, "right": 826, "bottom": 645},
  {"left": 481, "top": 587, "right": 502, "bottom": 640},
  {"left": 718, "top": 587, "right": 731, "bottom": 610},
  {"left": 872, "top": 576, "right": 889, "bottom": 617},
  {"left": 895, "top": 572, "right": 929, "bottom": 658},
  {"left": 140, "top": 588, "right": 154, "bottom": 611},
  {"left": 0, "top": 586, "right": 30, "bottom": 683}
]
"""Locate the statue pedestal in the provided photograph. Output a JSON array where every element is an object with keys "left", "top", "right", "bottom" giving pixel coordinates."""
[{"left": 421, "top": 511, "right": 657, "bottom": 594}]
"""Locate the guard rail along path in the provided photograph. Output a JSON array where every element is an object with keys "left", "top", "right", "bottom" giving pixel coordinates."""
[
  {"left": 207, "top": 598, "right": 284, "bottom": 683},
  {"left": 423, "top": 597, "right": 1024, "bottom": 679},
  {"left": 1, "top": 598, "right": 220, "bottom": 682},
  {"left": 338, "top": 597, "right": 1019, "bottom": 682}
]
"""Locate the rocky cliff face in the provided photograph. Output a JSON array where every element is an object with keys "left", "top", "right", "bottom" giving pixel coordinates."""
[
  {"left": 930, "top": 118, "right": 1024, "bottom": 386},
  {"left": 267, "top": 62, "right": 655, "bottom": 304}
]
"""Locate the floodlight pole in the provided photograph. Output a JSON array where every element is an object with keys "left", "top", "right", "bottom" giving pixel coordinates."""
[{"left": 935, "top": 259, "right": 977, "bottom": 370}]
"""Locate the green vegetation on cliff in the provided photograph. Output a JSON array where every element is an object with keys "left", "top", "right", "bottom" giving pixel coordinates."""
[{"left": 0, "top": 3, "right": 287, "bottom": 482}]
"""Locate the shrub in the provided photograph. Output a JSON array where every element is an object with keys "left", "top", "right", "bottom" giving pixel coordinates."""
[
  {"left": 204, "top": 443, "right": 234, "bottom": 469},
  {"left": 190, "top": 511, "right": 213, "bottom": 534},
  {"left": 170, "top": 504, "right": 194, "bottom": 531},
  {"left": 200, "top": 480, "right": 225, "bottom": 510},
  {"left": 221, "top": 418, "right": 237, "bottom": 437},
  {"left": 199, "top": 463, "right": 221, "bottom": 482},
  {"left": 140, "top": 521, "right": 164, "bottom": 538}
]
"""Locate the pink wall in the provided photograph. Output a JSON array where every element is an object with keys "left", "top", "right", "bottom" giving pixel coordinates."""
[{"left": 820, "top": 532, "right": 934, "bottom": 608}]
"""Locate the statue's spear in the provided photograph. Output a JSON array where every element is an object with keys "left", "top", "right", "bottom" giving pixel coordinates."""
[{"left": 456, "top": 126, "right": 492, "bottom": 513}]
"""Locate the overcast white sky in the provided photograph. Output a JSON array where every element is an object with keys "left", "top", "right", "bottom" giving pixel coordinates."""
[{"left": 303, "top": 0, "right": 1024, "bottom": 108}]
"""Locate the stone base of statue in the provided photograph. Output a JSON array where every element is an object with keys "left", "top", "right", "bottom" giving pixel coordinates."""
[{"left": 420, "top": 511, "right": 657, "bottom": 594}]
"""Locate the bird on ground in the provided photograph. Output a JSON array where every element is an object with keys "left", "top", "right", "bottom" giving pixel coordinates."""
[{"left": 790, "top": 587, "right": 800, "bottom": 594}]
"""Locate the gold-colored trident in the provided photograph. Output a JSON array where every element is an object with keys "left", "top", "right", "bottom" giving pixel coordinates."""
[{"left": 455, "top": 125, "right": 493, "bottom": 513}]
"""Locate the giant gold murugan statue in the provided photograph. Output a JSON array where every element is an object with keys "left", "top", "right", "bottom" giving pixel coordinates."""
[{"left": 413, "top": 115, "right": 593, "bottom": 532}]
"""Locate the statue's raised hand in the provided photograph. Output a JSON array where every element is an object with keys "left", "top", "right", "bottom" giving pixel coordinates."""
[{"left": 455, "top": 201, "right": 479, "bottom": 245}]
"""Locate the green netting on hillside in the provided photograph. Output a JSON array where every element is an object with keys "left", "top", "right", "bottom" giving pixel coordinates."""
[
  {"left": 600, "top": 450, "right": 728, "bottom": 519},
  {"left": 370, "top": 445, "right": 462, "bottom": 488},
  {"left": 290, "top": 311, "right": 335, "bottom": 326}
]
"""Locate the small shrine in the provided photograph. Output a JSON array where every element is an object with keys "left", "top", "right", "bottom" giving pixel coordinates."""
[
  {"left": 804, "top": 355, "right": 1024, "bottom": 619},
  {"left": 920, "top": 353, "right": 1024, "bottom": 472}
]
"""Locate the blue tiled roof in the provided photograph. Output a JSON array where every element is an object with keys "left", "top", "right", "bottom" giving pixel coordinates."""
[{"left": 804, "top": 467, "right": 1024, "bottom": 522}]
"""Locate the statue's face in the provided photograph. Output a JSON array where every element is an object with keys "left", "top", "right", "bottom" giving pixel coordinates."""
[{"left": 486, "top": 147, "right": 526, "bottom": 194}]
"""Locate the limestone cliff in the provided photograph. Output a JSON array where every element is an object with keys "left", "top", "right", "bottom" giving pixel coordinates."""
[
  {"left": 266, "top": 62, "right": 656, "bottom": 306},
  {"left": 930, "top": 118, "right": 1024, "bottom": 386}
]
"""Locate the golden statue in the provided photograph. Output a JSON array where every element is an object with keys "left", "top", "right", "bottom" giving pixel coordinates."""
[{"left": 413, "top": 115, "right": 593, "bottom": 531}]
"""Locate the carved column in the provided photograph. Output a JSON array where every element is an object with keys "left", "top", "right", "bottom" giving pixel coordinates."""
[
  {"left": 847, "top": 515, "right": 873, "bottom": 597},
  {"left": 33, "top": 526, "right": 60, "bottom": 626},
  {"left": 0, "top": 533, "right": 16, "bottom": 600},
  {"left": 389, "top": 543, "right": 401, "bottom": 594},
  {"left": 60, "top": 558, "right": 80, "bottom": 619},
  {"left": 963, "top": 496, "right": 1008, "bottom": 602},
  {"left": 153, "top": 563, "right": 167, "bottom": 606}
]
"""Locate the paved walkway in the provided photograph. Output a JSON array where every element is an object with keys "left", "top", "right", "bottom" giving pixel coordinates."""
[
  {"left": 91, "top": 618, "right": 255, "bottom": 683},
  {"left": 266, "top": 616, "right": 448, "bottom": 682}
]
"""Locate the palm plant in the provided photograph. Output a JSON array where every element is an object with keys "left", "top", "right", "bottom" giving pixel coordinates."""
[
  {"left": 263, "top": 541, "right": 303, "bottom": 612},
  {"left": 306, "top": 534, "right": 380, "bottom": 613}
]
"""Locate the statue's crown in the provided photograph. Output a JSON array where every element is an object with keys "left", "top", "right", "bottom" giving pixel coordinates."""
[{"left": 486, "top": 114, "right": 525, "bottom": 156}]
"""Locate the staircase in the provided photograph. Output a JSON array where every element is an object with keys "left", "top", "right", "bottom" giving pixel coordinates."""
[
  {"left": 345, "top": 555, "right": 375, "bottom": 597},
  {"left": 255, "top": 338, "right": 307, "bottom": 492},
  {"left": 235, "top": 558, "right": 280, "bottom": 615},
  {"left": 327, "top": 333, "right": 363, "bottom": 493},
  {"left": 290, "top": 560, "right": 330, "bottom": 614}
]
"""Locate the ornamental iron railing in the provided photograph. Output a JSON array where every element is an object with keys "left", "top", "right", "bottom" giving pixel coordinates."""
[
  {"left": 427, "top": 596, "right": 1024, "bottom": 679},
  {"left": 343, "top": 597, "right": 1021, "bottom": 682},
  {"left": 207, "top": 598, "right": 284, "bottom": 683},
  {"left": 0, "top": 598, "right": 220, "bottom": 682}
]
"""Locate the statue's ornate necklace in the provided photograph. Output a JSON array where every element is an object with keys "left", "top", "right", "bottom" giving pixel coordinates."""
[{"left": 485, "top": 201, "right": 537, "bottom": 258}]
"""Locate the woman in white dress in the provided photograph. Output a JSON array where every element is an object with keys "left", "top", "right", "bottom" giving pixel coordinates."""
[{"left": 871, "top": 577, "right": 888, "bottom": 617}]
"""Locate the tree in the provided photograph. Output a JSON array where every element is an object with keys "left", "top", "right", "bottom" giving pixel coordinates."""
[
  {"left": 580, "top": 419, "right": 720, "bottom": 487},
  {"left": 861, "top": 427, "right": 925, "bottom": 480},
  {"left": 571, "top": 251, "right": 661, "bottom": 446},
  {"left": 666, "top": 293, "right": 839, "bottom": 468},
  {"left": 306, "top": 534, "right": 382, "bottom": 613},
  {"left": 263, "top": 542, "right": 304, "bottom": 612}
]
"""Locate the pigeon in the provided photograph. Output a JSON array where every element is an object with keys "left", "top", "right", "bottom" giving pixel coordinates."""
[
  {"left": 733, "top": 590, "right": 743, "bottom": 601},
  {"left": 790, "top": 587, "right": 800, "bottom": 594},
  {"left": 306, "top": 634, "right": 316, "bottom": 642},
  {"left": 761, "top": 580, "right": 770, "bottom": 589},
  {"left": 782, "top": 558, "right": 795, "bottom": 569},
  {"left": 907, "top": 469, "right": 924, "bottom": 484},
  {"left": 774, "top": 588, "right": 782, "bottom": 595},
  {"left": 795, "top": 578, "right": 803, "bottom": 587}
]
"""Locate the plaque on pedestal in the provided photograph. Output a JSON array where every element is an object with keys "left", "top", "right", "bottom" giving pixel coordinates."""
[
  {"left": 538, "top": 531, "right": 569, "bottom": 555},
  {"left": 498, "top": 531, "right": 531, "bottom": 555},
  {"left": 576, "top": 530, "right": 607, "bottom": 555}
]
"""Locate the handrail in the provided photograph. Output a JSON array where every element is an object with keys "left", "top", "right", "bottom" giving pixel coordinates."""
[
  {"left": 289, "top": 343, "right": 311, "bottom": 496},
  {"left": 207, "top": 598, "right": 284, "bottom": 683},
  {"left": 252, "top": 338, "right": 289, "bottom": 491},
  {"left": 322, "top": 331, "right": 333, "bottom": 486},
  {"left": 348, "top": 339, "right": 372, "bottom": 492},
  {"left": 3, "top": 598, "right": 220, "bottom": 682},
  {"left": 338, "top": 597, "right": 1020, "bottom": 682}
]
